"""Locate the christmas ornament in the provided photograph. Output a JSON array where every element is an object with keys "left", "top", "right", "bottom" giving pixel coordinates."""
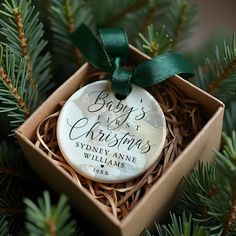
[
  {"left": 56, "top": 24, "right": 193, "bottom": 183},
  {"left": 57, "top": 80, "right": 166, "bottom": 183}
]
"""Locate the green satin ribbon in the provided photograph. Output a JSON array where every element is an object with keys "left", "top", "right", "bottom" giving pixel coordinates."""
[{"left": 72, "top": 24, "right": 193, "bottom": 96}]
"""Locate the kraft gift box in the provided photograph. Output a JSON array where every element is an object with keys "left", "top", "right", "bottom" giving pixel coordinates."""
[{"left": 16, "top": 46, "right": 224, "bottom": 236}]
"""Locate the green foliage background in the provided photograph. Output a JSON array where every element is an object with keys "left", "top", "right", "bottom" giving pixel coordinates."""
[{"left": 0, "top": 0, "right": 236, "bottom": 235}]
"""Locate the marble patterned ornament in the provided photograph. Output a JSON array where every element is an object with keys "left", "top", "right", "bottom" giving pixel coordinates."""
[{"left": 57, "top": 80, "right": 166, "bottom": 183}]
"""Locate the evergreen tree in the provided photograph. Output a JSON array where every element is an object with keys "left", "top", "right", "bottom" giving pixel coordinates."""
[{"left": 0, "top": 0, "right": 235, "bottom": 235}]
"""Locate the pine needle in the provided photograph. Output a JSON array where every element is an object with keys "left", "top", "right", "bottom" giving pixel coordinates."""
[
  {"left": 146, "top": 212, "right": 209, "bottom": 236},
  {"left": 0, "top": 44, "right": 38, "bottom": 131},
  {"left": 223, "top": 101, "right": 236, "bottom": 134},
  {"left": 195, "top": 33, "right": 236, "bottom": 103},
  {"left": 90, "top": 0, "right": 171, "bottom": 42},
  {"left": 160, "top": 0, "right": 198, "bottom": 50},
  {"left": 0, "top": 217, "right": 10, "bottom": 236},
  {"left": 178, "top": 162, "right": 218, "bottom": 220},
  {"left": 0, "top": 0, "right": 52, "bottom": 96},
  {"left": 175, "top": 132, "right": 236, "bottom": 235},
  {"left": 0, "top": 141, "right": 38, "bottom": 194},
  {"left": 50, "top": 0, "right": 95, "bottom": 70},
  {"left": 24, "top": 191, "right": 76, "bottom": 236},
  {"left": 0, "top": 190, "right": 24, "bottom": 228},
  {"left": 138, "top": 24, "right": 172, "bottom": 57}
]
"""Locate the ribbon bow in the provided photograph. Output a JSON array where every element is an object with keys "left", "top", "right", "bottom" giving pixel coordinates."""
[{"left": 72, "top": 24, "right": 193, "bottom": 97}]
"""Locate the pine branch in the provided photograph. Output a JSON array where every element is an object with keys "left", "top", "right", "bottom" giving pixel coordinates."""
[
  {"left": 64, "top": 0, "right": 82, "bottom": 65},
  {"left": 184, "top": 31, "right": 231, "bottom": 72},
  {"left": 200, "top": 133, "right": 236, "bottom": 235},
  {"left": 146, "top": 212, "right": 209, "bottom": 236},
  {"left": 32, "top": 0, "right": 53, "bottom": 36},
  {"left": 0, "top": 200, "right": 23, "bottom": 216},
  {"left": 0, "top": 0, "right": 52, "bottom": 95},
  {"left": 0, "top": 192, "right": 24, "bottom": 222},
  {"left": 160, "top": 0, "right": 198, "bottom": 50},
  {"left": 0, "top": 65, "right": 30, "bottom": 118},
  {"left": 24, "top": 191, "right": 76, "bottom": 236},
  {"left": 0, "top": 187, "right": 28, "bottom": 235},
  {"left": 90, "top": 0, "right": 170, "bottom": 42},
  {"left": 12, "top": 6, "right": 35, "bottom": 88},
  {"left": 106, "top": 0, "right": 151, "bottom": 26},
  {"left": 222, "top": 186, "right": 236, "bottom": 236},
  {"left": 207, "top": 47, "right": 236, "bottom": 94},
  {"left": 223, "top": 101, "right": 236, "bottom": 135},
  {"left": 0, "top": 217, "right": 11, "bottom": 236},
  {"left": 139, "top": 8, "right": 156, "bottom": 36},
  {"left": 0, "top": 141, "right": 38, "bottom": 194},
  {"left": 64, "top": 0, "right": 76, "bottom": 33},
  {"left": 0, "top": 142, "right": 32, "bottom": 233},
  {"left": 178, "top": 162, "right": 218, "bottom": 220},
  {"left": 195, "top": 34, "right": 236, "bottom": 102},
  {"left": 0, "top": 142, "right": 51, "bottom": 235},
  {"left": 138, "top": 24, "right": 172, "bottom": 57},
  {"left": 215, "top": 131, "right": 236, "bottom": 178},
  {"left": 0, "top": 44, "right": 38, "bottom": 131},
  {"left": 177, "top": 132, "right": 236, "bottom": 235},
  {"left": 50, "top": 0, "right": 95, "bottom": 70},
  {"left": 103, "top": 0, "right": 169, "bottom": 29}
]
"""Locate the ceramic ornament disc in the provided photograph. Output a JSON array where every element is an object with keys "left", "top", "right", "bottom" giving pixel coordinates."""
[{"left": 57, "top": 80, "right": 166, "bottom": 183}]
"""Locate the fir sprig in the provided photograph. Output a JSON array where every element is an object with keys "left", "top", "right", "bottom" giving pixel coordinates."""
[
  {"left": 0, "top": 141, "right": 36, "bottom": 194},
  {"left": 178, "top": 163, "right": 218, "bottom": 220},
  {"left": 138, "top": 24, "right": 172, "bottom": 57},
  {"left": 0, "top": 1, "right": 235, "bottom": 235},
  {"left": 0, "top": 147, "right": 28, "bottom": 229},
  {"left": 198, "top": 168, "right": 236, "bottom": 235},
  {"left": 215, "top": 131, "right": 236, "bottom": 178},
  {"left": 176, "top": 132, "right": 236, "bottom": 235},
  {"left": 24, "top": 191, "right": 76, "bottom": 236},
  {"left": 161, "top": 0, "right": 198, "bottom": 50},
  {"left": 223, "top": 101, "right": 236, "bottom": 135},
  {"left": 195, "top": 34, "right": 236, "bottom": 103},
  {"left": 90, "top": 0, "right": 171, "bottom": 41},
  {"left": 105, "top": 0, "right": 157, "bottom": 26},
  {"left": 0, "top": 193, "right": 24, "bottom": 219},
  {"left": 50, "top": 0, "right": 95, "bottom": 70},
  {"left": 0, "top": 217, "right": 10, "bottom": 236},
  {"left": 146, "top": 212, "right": 209, "bottom": 236},
  {"left": 0, "top": 0, "right": 51, "bottom": 96},
  {"left": 0, "top": 45, "right": 38, "bottom": 131},
  {"left": 0, "top": 187, "right": 26, "bottom": 236}
]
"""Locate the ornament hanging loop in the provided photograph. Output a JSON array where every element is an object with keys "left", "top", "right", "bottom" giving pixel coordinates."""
[
  {"left": 100, "top": 28, "right": 132, "bottom": 97},
  {"left": 112, "top": 57, "right": 132, "bottom": 98}
]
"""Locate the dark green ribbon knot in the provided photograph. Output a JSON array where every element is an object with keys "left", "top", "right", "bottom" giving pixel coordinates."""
[{"left": 72, "top": 24, "right": 194, "bottom": 97}]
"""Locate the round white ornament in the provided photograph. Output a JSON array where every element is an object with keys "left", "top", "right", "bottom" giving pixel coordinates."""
[{"left": 57, "top": 80, "right": 166, "bottom": 183}]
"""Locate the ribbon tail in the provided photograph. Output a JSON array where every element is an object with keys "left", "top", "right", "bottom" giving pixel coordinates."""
[
  {"left": 71, "top": 24, "right": 112, "bottom": 70},
  {"left": 132, "top": 52, "right": 194, "bottom": 87}
]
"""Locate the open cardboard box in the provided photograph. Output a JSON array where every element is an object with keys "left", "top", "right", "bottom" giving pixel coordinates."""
[{"left": 16, "top": 46, "right": 224, "bottom": 236}]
